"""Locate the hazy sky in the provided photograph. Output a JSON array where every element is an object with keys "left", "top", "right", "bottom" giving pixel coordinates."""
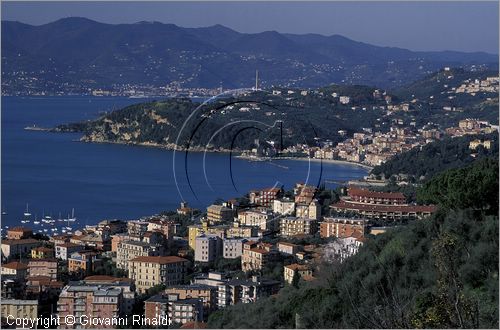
[{"left": 2, "top": 1, "right": 499, "bottom": 54}]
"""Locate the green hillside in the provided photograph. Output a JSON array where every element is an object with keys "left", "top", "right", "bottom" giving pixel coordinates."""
[{"left": 207, "top": 159, "right": 499, "bottom": 328}]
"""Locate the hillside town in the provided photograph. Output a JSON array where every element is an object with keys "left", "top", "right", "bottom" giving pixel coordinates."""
[{"left": 1, "top": 181, "right": 437, "bottom": 328}]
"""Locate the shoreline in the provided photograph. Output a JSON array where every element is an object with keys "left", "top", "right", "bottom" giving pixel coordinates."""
[{"left": 76, "top": 138, "right": 373, "bottom": 170}]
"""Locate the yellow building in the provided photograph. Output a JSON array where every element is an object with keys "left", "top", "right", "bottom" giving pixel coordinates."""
[
  {"left": 1, "top": 299, "right": 38, "bottom": 320},
  {"left": 31, "top": 246, "right": 55, "bottom": 259},
  {"left": 128, "top": 256, "right": 189, "bottom": 293},
  {"left": 188, "top": 222, "right": 227, "bottom": 250}
]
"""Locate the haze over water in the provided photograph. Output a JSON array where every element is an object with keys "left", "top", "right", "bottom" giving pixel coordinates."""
[{"left": 1, "top": 96, "right": 368, "bottom": 228}]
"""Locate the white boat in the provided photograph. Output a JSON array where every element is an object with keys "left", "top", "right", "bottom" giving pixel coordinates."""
[
  {"left": 23, "top": 203, "right": 31, "bottom": 217},
  {"left": 67, "top": 208, "right": 77, "bottom": 222},
  {"left": 43, "top": 229, "right": 48, "bottom": 232}
]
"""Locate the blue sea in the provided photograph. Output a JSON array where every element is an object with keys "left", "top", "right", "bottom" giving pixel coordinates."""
[{"left": 1, "top": 96, "right": 368, "bottom": 229}]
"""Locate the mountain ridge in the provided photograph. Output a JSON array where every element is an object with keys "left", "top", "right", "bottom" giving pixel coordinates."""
[{"left": 2, "top": 17, "right": 498, "bottom": 93}]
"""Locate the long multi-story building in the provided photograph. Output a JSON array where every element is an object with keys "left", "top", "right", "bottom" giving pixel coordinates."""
[
  {"left": 330, "top": 201, "right": 436, "bottom": 220},
  {"left": 331, "top": 186, "right": 436, "bottom": 221},
  {"left": 207, "top": 204, "right": 234, "bottom": 223},
  {"left": 128, "top": 256, "right": 189, "bottom": 293},
  {"left": 279, "top": 217, "right": 318, "bottom": 237},
  {"left": 28, "top": 258, "right": 58, "bottom": 280},
  {"left": 57, "top": 283, "right": 126, "bottom": 329},
  {"left": 237, "top": 209, "right": 277, "bottom": 231},
  {"left": 347, "top": 186, "right": 406, "bottom": 205},
  {"left": 116, "top": 240, "right": 162, "bottom": 270},
  {"left": 320, "top": 218, "right": 367, "bottom": 238}
]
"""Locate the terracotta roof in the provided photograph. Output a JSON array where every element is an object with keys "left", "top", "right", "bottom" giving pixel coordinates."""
[
  {"left": 180, "top": 322, "right": 207, "bottom": 329},
  {"left": 2, "top": 261, "right": 28, "bottom": 270},
  {"left": 56, "top": 242, "right": 84, "bottom": 248},
  {"left": 129, "top": 256, "right": 188, "bottom": 264},
  {"left": 28, "top": 258, "right": 58, "bottom": 264},
  {"left": 277, "top": 242, "right": 298, "bottom": 247},
  {"left": 348, "top": 187, "right": 406, "bottom": 200},
  {"left": 331, "top": 200, "right": 437, "bottom": 213},
  {"left": 33, "top": 247, "right": 54, "bottom": 253},
  {"left": 285, "top": 263, "right": 311, "bottom": 271},
  {"left": 26, "top": 275, "right": 52, "bottom": 282},
  {"left": 84, "top": 275, "right": 133, "bottom": 283},
  {"left": 248, "top": 248, "right": 270, "bottom": 254},
  {"left": 8, "top": 227, "right": 32, "bottom": 233},
  {"left": 1, "top": 238, "right": 40, "bottom": 245}
]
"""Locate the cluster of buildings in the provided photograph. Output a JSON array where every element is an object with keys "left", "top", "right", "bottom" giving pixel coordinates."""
[
  {"left": 454, "top": 76, "right": 499, "bottom": 95},
  {"left": 1, "top": 180, "right": 438, "bottom": 328},
  {"left": 445, "top": 118, "right": 497, "bottom": 138}
]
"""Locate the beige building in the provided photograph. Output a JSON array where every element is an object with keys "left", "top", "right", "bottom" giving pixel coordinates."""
[
  {"left": 6, "top": 227, "right": 32, "bottom": 240},
  {"left": 226, "top": 222, "right": 258, "bottom": 239},
  {"left": 277, "top": 242, "right": 303, "bottom": 255},
  {"left": 207, "top": 204, "right": 234, "bottom": 223},
  {"left": 194, "top": 234, "right": 222, "bottom": 263},
  {"left": 241, "top": 241, "right": 277, "bottom": 272},
  {"left": 273, "top": 199, "right": 295, "bottom": 215},
  {"left": 279, "top": 217, "right": 318, "bottom": 237},
  {"left": 295, "top": 200, "right": 321, "bottom": 220},
  {"left": 320, "top": 218, "right": 366, "bottom": 238},
  {"left": 223, "top": 238, "right": 246, "bottom": 259},
  {"left": 128, "top": 256, "right": 189, "bottom": 293},
  {"left": 238, "top": 209, "right": 276, "bottom": 231},
  {"left": 1, "top": 299, "right": 38, "bottom": 320},
  {"left": 284, "top": 264, "right": 313, "bottom": 284},
  {"left": 116, "top": 240, "right": 161, "bottom": 270},
  {"left": 28, "top": 259, "right": 58, "bottom": 280}
]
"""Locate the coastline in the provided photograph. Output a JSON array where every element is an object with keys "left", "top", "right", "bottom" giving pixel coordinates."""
[{"left": 75, "top": 138, "right": 373, "bottom": 170}]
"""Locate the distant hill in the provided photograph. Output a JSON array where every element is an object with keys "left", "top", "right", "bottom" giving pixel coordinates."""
[
  {"left": 2, "top": 17, "right": 498, "bottom": 94},
  {"left": 52, "top": 88, "right": 389, "bottom": 151}
]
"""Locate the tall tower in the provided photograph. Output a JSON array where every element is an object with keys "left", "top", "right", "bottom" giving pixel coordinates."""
[{"left": 255, "top": 70, "right": 259, "bottom": 90}]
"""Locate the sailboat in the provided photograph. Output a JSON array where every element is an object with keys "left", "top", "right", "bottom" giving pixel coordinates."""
[
  {"left": 33, "top": 214, "right": 40, "bottom": 225},
  {"left": 21, "top": 203, "right": 32, "bottom": 223},
  {"left": 23, "top": 203, "right": 31, "bottom": 217},
  {"left": 64, "top": 212, "right": 73, "bottom": 231},
  {"left": 67, "top": 208, "right": 77, "bottom": 222}
]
